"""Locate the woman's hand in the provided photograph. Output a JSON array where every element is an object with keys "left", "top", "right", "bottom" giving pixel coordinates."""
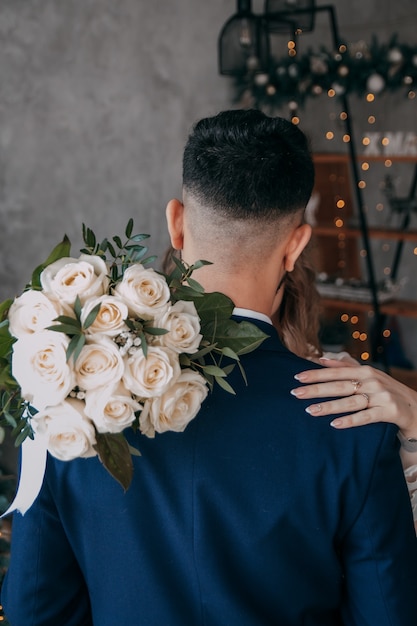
[{"left": 291, "top": 358, "right": 417, "bottom": 440}]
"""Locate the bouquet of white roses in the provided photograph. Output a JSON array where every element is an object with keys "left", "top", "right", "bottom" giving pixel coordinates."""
[{"left": 0, "top": 220, "right": 267, "bottom": 493}]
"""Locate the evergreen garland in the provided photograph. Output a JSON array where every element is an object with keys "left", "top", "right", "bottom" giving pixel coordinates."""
[{"left": 234, "top": 35, "right": 417, "bottom": 110}]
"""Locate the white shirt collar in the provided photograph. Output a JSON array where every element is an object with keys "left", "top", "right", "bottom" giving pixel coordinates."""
[{"left": 232, "top": 307, "right": 273, "bottom": 326}]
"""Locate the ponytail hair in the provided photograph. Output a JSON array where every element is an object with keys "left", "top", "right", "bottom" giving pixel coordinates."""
[{"left": 273, "top": 247, "right": 322, "bottom": 359}]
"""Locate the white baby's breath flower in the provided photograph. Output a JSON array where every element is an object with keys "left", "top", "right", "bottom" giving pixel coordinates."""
[
  {"left": 8, "top": 290, "right": 65, "bottom": 339},
  {"left": 113, "top": 264, "right": 170, "bottom": 320},
  {"left": 123, "top": 345, "right": 180, "bottom": 398},
  {"left": 81, "top": 295, "right": 129, "bottom": 337},
  {"left": 154, "top": 300, "right": 202, "bottom": 354},
  {"left": 11, "top": 330, "right": 76, "bottom": 411},
  {"left": 35, "top": 398, "right": 97, "bottom": 461},
  {"left": 40, "top": 254, "right": 109, "bottom": 306},
  {"left": 139, "top": 369, "right": 208, "bottom": 438},
  {"left": 74, "top": 336, "right": 125, "bottom": 391},
  {"left": 85, "top": 382, "right": 141, "bottom": 433}
]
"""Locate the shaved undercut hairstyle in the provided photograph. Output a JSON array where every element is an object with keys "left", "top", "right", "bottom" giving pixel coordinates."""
[{"left": 182, "top": 109, "right": 315, "bottom": 221}]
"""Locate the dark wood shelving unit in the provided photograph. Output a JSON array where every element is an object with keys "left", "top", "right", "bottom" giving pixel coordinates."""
[{"left": 312, "top": 153, "right": 417, "bottom": 388}]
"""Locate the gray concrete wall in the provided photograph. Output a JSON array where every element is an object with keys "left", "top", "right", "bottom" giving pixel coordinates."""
[{"left": 0, "top": 0, "right": 416, "bottom": 366}]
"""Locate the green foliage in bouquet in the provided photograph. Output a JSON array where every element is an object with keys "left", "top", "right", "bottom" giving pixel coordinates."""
[{"left": 0, "top": 220, "right": 268, "bottom": 491}]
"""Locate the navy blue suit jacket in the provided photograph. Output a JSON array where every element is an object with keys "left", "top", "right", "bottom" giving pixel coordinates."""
[{"left": 3, "top": 319, "right": 417, "bottom": 625}]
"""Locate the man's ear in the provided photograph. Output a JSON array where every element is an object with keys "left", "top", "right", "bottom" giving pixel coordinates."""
[
  {"left": 166, "top": 199, "right": 185, "bottom": 250},
  {"left": 283, "top": 223, "right": 312, "bottom": 272}
]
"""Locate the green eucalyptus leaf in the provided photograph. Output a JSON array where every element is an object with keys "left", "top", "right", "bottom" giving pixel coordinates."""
[
  {"left": 83, "top": 225, "right": 96, "bottom": 248},
  {"left": 237, "top": 360, "right": 248, "bottom": 386},
  {"left": 50, "top": 315, "right": 80, "bottom": 327},
  {"left": 47, "top": 324, "right": 82, "bottom": 336},
  {"left": 83, "top": 303, "right": 101, "bottom": 330},
  {"left": 144, "top": 327, "right": 169, "bottom": 336},
  {"left": 220, "top": 346, "right": 240, "bottom": 360},
  {"left": 74, "top": 296, "right": 82, "bottom": 320},
  {"left": 140, "top": 255, "right": 158, "bottom": 267},
  {"left": 170, "top": 285, "right": 204, "bottom": 302},
  {"left": 113, "top": 235, "right": 123, "bottom": 249},
  {"left": 201, "top": 365, "right": 227, "bottom": 377},
  {"left": 107, "top": 241, "right": 117, "bottom": 258},
  {"left": 186, "top": 277, "right": 205, "bottom": 293},
  {"left": 214, "top": 376, "right": 236, "bottom": 395},
  {"left": 66, "top": 334, "right": 86, "bottom": 363},
  {"left": 130, "top": 233, "right": 150, "bottom": 243},
  {"left": 187, "top": 343, "right": 217, "bottom": 360},
  {"left": 191, "top": 259, "right": 213, "bottom": 270},
  {"left": 127, "top": 443, "right": 141, "bottom": 457},
  {"left": 140, "top": 332, "right": 148, "bottom": 357},
  {"left": 94, "top": 432, "right": 134, "bottom": 491},
  {"left": 125, "top": 218, "right": 134, "bottom": 238},
  {"left": 98, "top": 239, "right": 109, "bottom": 254},
  {"left": 14, "top": 423, "right": 34, "bottom": 447},
  {"left": 171, "top": 255, "right": 187, "bottom": 273}
]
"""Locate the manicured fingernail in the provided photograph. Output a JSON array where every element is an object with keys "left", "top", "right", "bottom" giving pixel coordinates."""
[
  {"left": 319, "top": 357, "right": 330, "bottom": 362},
  {"left": 290, "top": 388, "right": 304, "bottom": 398},
  {"left": 294, "top": 373, "right": 307, "bottom": 381},
  {"left": 330, "top": 419, "right": 343, "bottom": 428},
  {"left": 305, "top": 404, "right": 322, "bottom": 414}
]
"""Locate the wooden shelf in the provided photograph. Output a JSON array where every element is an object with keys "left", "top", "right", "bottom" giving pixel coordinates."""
[
  {"left": 314, "top": 225, "right": 417, "bottom": 242},
  {"left": 314, "top": 153, "right": 417, "bottom": 163},
  {"left": 321, "top": 298, "right": 417, "bottom": 318}
]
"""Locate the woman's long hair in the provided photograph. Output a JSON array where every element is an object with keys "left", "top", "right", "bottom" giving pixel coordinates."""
[{"left": 272, "top": 246, "right": 322, "bottom": 359}]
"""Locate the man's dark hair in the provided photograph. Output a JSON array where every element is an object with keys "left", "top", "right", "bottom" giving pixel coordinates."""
[{"left": 182, "top": 109, "right": 315, "bottom": 220}]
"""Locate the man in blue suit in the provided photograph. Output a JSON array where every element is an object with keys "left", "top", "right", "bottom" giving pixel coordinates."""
[{"left": 3, "top": 109, "right": 417, "bottom": 625}]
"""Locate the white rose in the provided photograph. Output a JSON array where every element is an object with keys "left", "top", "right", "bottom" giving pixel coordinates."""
[
  {"left": 113, "top": 264, "right": 170, "bottom": 320},
  {"left": 154, "top": 300, "right": 202, "bottom": 354},
  {"left": 123, "top": 345, "right": 180, "bottom": 398},
  {"left": 41, "top": 254, "right": 109, "bottom": 305},
  {"left": 11, "top": 330, "right": 76, "bottom": 411},
  {"left": 85, "top": 382, "right": 141, "bottom": 433},
  {"left": 35, "top": 398, "right": 97, "bottom": 461},
  {"left": 80, "top": 295, "right": 129, "bottom": 337},
  {"left": 139, "top": 369, "right": 208, "bottom": 438},
  {"left": 8, "top": 290, "right": 65, "bottom": 339},
  {"left": 74, "top": 336, "right": 125, "bottom": 391}
]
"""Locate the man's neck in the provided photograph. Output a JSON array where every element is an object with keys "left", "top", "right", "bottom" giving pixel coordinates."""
[{"left": 188, "top": 264, "right": 278, "bottom": 318}]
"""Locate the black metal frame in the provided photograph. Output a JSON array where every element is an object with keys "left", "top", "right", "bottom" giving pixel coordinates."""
[{"left": 219, "top": 2, "right": 389, "bottom": 367}]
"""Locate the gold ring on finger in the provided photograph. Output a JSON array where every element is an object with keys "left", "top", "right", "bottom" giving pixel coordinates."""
[{"left": 360, "top": 392, "right": 369, "bottom": 407}]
